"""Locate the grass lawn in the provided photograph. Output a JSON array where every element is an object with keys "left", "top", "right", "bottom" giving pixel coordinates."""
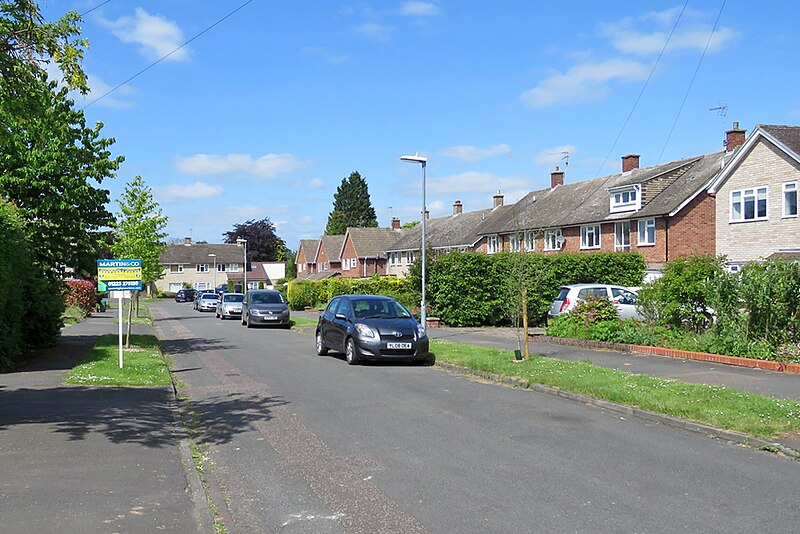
[
  {"left": 64, "top": 334, "right": 171, "bottom": 387},
  {"left": 431, "top": 339, "right": 800, "bottom": 439},
  {"left": 290, "top": 316, "right": 318, "bottom": 329}
]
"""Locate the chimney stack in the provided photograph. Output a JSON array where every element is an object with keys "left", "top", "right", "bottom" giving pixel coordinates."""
[
  {"left": 550, "top": 165, "right": 565, "bottom": 188},
  {"left": 622, "top": 154, "right": 640, "bottom": 172},
  {"left": 725, "top": 121, "right": 746, "bottom": 152},
  {"left": 391, "top": 217, "right": 401, "bottom": 230},
  {"left": 493, "top": 190, "right": 504, "bottom": 209},
  {"left": 184, "top": 236, "right": 192, "bottom": 246},
  {"left": 453, "top": 200, "right": 463, "bottom": 215}
]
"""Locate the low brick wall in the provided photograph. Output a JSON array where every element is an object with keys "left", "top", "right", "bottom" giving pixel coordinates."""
[{"left": 533, "top": 335, "right": 800, "bottom": 374}]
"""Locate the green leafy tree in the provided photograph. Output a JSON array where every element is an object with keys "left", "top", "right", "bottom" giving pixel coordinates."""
[
  {"left": 223, "top": 217, "right": 287, "bottom": 261},
  {"left": 324, "top": 171, "right": 378, "bottom": 235}
]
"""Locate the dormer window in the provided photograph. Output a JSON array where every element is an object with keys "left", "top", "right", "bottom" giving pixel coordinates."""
[{"left": 609, "top": 185, "right": 641, "bottom": 213}]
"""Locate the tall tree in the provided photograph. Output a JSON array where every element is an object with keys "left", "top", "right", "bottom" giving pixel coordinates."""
[
  {"left": 324, "top": 171, "right": 378, "bottom": 235},
  {"left": 223, "top": 217, "right": 287, "bottom": 262}
]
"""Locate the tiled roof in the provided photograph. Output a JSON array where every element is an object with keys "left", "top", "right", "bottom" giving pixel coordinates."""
[
  {"left": 298, "top": 239, "right": 319, "bottom": 260},
  {"left": 474, "top": 151, "right": 727, "bottom": 236},
  {"left": 317, "top": 235, "right": 345, "bottom": 262},
  {"left": 345, "top": 227, "right": 404, "bottom": 258},
  {"left": 161, "top": 243, "right": 245, "bottom": 264},
  {"left": 226, "top": 263, "right": 273, "bottom": 283},
  {"left": 760, "top": 125, "right": 800, "bottom": 157},
  {"left": 302, "top": 270, "right": 341, "bottom": 280},
  {"left": 387, "top": 208, "right": 496, "bottom": 252}
]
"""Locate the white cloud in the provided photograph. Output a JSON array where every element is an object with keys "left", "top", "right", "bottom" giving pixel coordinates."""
[
  {"left": 157, "top": 182, "right": 223, "bottom": 202},
  {"left": 221, "top": 204, "right": 263, "bottom": 220},
  {"left": 299, "top": 215, "right": 314, "bottom": 225},
  {"left": 426, "top": 171, "right": 528, "bottom": 195},
  {"left": 43, "top": 63, "right": 135, "bottom": 108},
  {"left": 400, "top": 1, "right": 441, "bottom": 17},
  {"left": 521, "top": 59, "right": 650, "bottom": 107},
  {"left": 309, "top": 178, "right": 324, "bottom": 189},
  {"left": 100, "top": 8, "right": 188, "bottom": 61},
  {"left": 174, "top": 153, "right": 306, "bottom": 180},
  {"left": 355, "top": 23, "right": 392, "bottom": 42},
  {"left": 427, "top": 200, "right": 446, "bottom": 215},
  {"left": 439, "top": 144, "right": 510, "bottom": 162},
  {"left": 535, "top": 145, "right": 577, "bottom": 166}
]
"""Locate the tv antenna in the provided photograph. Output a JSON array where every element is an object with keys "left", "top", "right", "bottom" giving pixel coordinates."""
[
  {"left": 547, "top": 150, "right": 570, "bottom": 166},
  {"left": 709, "top": 102, "right": 727, "bottom": 117}
]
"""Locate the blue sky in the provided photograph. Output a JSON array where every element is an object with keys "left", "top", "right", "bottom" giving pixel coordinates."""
[{"left": 42, "top": 1, "right": 800, "bottom": 250}]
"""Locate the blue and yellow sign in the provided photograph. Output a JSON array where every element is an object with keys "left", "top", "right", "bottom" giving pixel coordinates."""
[{"left": 98, "top": 259, "right": 143, "bottom": 291}]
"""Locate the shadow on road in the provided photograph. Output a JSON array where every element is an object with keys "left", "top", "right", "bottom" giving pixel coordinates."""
[
  {"left": 185, "top": 392, "right": 289, "bottom": 445},
  {"left": 162, "top": 337, "right": 238, "bottom": 355}
]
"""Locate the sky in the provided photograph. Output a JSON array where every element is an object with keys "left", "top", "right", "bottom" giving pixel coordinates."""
[{"left": 40, "top": 0, "right": 800, "bottom": 251}]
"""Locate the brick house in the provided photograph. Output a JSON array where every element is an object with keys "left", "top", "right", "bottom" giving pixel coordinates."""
[
  {"left": 473, "top": 148, "right": 731, "bottom": 280},
  {"left": 338, "top": 226, "right": 405, "bottom": 278},
  {"left": 707, "top": 123, "right": 800, "bottom": 270},
  {"left": 306, "top": 234, "right": 345, "bottom": 279},
  {"left": 385, "top": 201, "right": 495, "bottom": 277},
  {"left": 157, "top": 238, "right": 247, "bottom": 293},
  {"left": 226, "top": 262, "right": 285, "bottom": 291},
  {"left": 295, "top": 239, "right": 319, "bottom": 277}
]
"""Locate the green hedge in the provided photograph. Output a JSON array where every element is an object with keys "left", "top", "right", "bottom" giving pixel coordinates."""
[{"left": 287, "top": 276, "right": 414, "bottom": 310}]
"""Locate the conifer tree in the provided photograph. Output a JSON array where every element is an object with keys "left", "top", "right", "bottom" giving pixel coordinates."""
[{"left": 324, "top": 171, "right": 378, "bottom": 235}]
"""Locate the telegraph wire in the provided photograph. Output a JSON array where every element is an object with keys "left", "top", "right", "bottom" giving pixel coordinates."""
[
  {"left": 81, "top": 0, "right": 256, "bottom": 109},
  {"left": 80, "top": 0, "right": 113, "bottom": 17}
]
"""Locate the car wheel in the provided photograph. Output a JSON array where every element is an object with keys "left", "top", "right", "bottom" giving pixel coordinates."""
[
  {"left": 345, "top": 338, "right": 359, "bottom": 365},
  {"left": 315, "top": 331, "right": 328, "bottom": 356},
  {"left": 245, "top": 313, "right": 253, "bottom": 328}
]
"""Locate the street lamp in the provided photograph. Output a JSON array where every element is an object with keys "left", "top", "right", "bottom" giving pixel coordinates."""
[
  {"left": 400, "top": 153, "right": 428, "bottom": 331},
  {"left": 208, "top": 253, "right": 217, "bottom": 290},
  {"left": 236, "top": 238, "right": 248, "bottom": 293}
]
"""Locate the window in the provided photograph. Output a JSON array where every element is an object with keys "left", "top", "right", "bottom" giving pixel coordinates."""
[
  {"left": 169, "top": 264, "right": 184, "bottom": 274},
  {"left": 389, "top": 252, "right": 397, "bottom": 266},
  {"left": 614, "top": 221, "right": 630, "bottom": 251},
  {"left": 487, "top": 235, "right": 499, "bottom": 254},
  {"left": 731, "top": 186, "right": 767, "bottom": 221},
  {"left": 524, "top": 231, "right": 535, "bottom": 252},
  {"left": 544, "top": 229, "right": 563, "bottom": 251},
  {"left": 351, "top": 258, "right": 357, "bottom": 269},
  {"left": 580, "top": 225, "right": 601, "bottom": 249},
  {"left": 228, "top": 263, "right": 239, "bottom": 272},
  {"left": 610, "top": 186, "right": 640, "bottom": 213},
  {"left": 343, "top": 258, "right": 350, "bottom": 270},
  {"left": 509, "top": 233, "right": 521, "bottom": 253},
  {"left": 638, "top": 219, "right": 655, "bottom": 246},
  {"left": 784, "top": 182, "right": 798, "bottom": 217},
  {"left": 323, "top": 262, "right": 329, "bottom": 271},
  {"left": 407, "top": 251, "right": 415, "bottom": 264},
  {"left": 217, "top": 263, "right": 226, "bottom": 272},
  {"left": 196, "top": 264, "right": 209, "bottom": 273}
]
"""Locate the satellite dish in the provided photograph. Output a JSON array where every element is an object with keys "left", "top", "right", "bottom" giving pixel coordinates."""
[{"left": 555, "top": 235, "right": 566, "bottom": 248}]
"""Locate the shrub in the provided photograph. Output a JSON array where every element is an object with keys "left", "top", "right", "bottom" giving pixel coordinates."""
[{"left": 65, "top": 280, "right": 98, "bottom": 314}]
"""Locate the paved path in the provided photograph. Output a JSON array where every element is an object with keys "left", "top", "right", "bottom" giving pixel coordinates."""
[{"left": 0, "top": 311, "right": 206, "bottom": 534}]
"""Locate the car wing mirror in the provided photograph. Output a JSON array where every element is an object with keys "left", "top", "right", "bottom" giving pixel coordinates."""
[{"left": 335, "top": 313, "right": 349, "bottom": 321}]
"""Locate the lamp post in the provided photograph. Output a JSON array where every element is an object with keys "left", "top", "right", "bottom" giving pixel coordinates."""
[
  {"left": 400, "top": 154, "right": 428, "bottom": 331},
  {"left": 236, "top": 238, "right": 248, "bottom": 293},
  {"left": 208, "top": 253, "right": 217, "bottom": 290}
]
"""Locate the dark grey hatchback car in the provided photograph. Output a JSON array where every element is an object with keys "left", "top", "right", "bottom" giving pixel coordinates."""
[
  {"left": 315, "top": 295, "right": 429, "bottom": 365},
  {"left": 241, "top": 289, "right": 290, "bottom": 328}
]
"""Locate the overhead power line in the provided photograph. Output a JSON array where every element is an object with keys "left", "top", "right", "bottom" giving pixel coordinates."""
[
  {"left": 80, "top": 0, "right": 113, "bottom": 17},
  {"left": 82, "top": 0, "right": 256, "bottom": 109}
]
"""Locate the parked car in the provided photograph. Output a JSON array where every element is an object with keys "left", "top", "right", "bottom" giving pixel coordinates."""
[
  {"left": 174, "top": 288, "right": 196, "bottom": 302},
  {"left": 241, "top": 289, "right": 290, "bottom": 328},
  {"left": 315, "top": 294, "right": 429, "bottom": 365},
  {"left": 193, "top": 290, "right": 212, "bottom": 310},
  {"left": 196, "top": 292, "right": 220, "bottom": 312},
  {"left": 216, "top": 292, "right": 244, "bottom": 320},
  {"left": 547, "top": 284, "right": 642, "bottom": 322},
  {"left": 215, "top": 284, "right": 229, "bottom": 295}
]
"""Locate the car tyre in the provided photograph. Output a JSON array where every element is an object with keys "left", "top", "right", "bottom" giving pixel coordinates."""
[
  {"left": 245, "top": 313, "right": 253, "bottom": 328},
  {"left": 315, "top": 331, "right": 328, "bottom": 356},
  {"left": 345, "top": 338, "right": 359, "bottom": 365}
]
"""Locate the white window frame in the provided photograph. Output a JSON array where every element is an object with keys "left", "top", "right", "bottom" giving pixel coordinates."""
[
  {"left": 609, "top": 185, "right": 641, "bottom": 213},
  {"left": 389, "top": 252, "right": 397, "bottom": 266},
  {"left": 580, "top": 225, "right": 601, "bottom": 250},
  {"left": 524, "top": 231, "right": 535, "bottom": 252},
  {"left": 217, "top": 263, "right": 226, "bottom": 272},
  {"left": 783, "top": 181, "right": 798, "bottom": 218},
  {"left": 637, "top": 219, "right": 655, "bottom": 246},
  {"left": 228, "top": 263, "right": 239, "bottom": 272},
  {"left": 614, "top": 221, "right": 631, "bottom": 251},
  {"left": 544, "top": 229, "right": 563, "bottom": 251},
  {"left": 323, "top": 262, "right": 329, "bottom": 271},
  {"left": 351, "top": 257, "right": 357, "bottom": 269},
  {"left": 509, "top": 233, "right": 521, "bottom": 253},
  {"left": 407, "top": 251, "right": 415, "bottom": 264},
  {"left": 487, "top": 235, "right": 499, "bottom": 254},
  {"left": 730, "top": 186, "right": 768, "bottom": 222},
  {"left": 169, "top": 264, "right": 184, "bottom": 274},
  {"left": 196, "top": 264, "right": 209, "bottom": 273},
  {"left": 343, "top": 258, "right": 350, "bottom": 270}
]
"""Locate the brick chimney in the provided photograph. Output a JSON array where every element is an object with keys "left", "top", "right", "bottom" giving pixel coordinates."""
[
  {"left": 550, "top": 165, "right": 564, "bottom": 188},
  {"left": 184, "top": 236, "right": 192, "bottom": 246},
  {"left": 391, "top": 217, "right": 401, "bottom": 230},
  {"left": 453, "top": 200, "right": 463, "bottom": 215},
  {"left": 493, "top": 190, "right": 504, "bottom": 209},
  {"left": 622, "top": 154, "right": 640, "bottom": 172},
  {"left": 725, "top": 121, "right": 746, "bottom": 152}
]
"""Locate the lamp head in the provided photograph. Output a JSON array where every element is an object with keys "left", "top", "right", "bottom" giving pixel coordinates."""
[{"left": 400, "top": 154, "right": 427, "bottom": 164}]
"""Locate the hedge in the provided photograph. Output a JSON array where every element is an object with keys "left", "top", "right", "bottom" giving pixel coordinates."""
[{"left": 287, "top": 276, "right": 414, "bottom": 311}]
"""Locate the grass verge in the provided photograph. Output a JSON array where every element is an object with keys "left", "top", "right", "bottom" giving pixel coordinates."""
[
  {"left": 431, "top": 339, "right": 800, "bottom": 439},
  {"left": 290, "top": 316, "right": 318, "bottom": 329},
  {"left": 64, "top": 334, "right": 171, "bottom": 387}
]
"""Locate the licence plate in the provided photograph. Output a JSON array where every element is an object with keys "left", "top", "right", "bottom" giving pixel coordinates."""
[
  {"left": 386, "top": 342, "right": 412, "bottom": 349},
  {"left": 264, "top": 315, "right": 278, "bottom": 320}
]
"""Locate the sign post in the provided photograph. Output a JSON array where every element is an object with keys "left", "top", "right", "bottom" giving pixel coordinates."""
[{"left": 97, "top": 259, "right": 143, "bottom": 369}]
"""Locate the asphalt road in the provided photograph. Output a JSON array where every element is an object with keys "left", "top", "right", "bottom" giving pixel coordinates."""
[{"left": 152, "top": 300, "right": 800, "bottom": 533}]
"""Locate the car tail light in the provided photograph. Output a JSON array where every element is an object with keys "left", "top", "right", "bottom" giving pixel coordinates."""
[{"left": 559, "top": 298, "right": 570, "bottom": 313}]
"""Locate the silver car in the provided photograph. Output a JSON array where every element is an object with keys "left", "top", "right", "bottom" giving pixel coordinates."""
[
  {"left": 216, "top": 292, "right": 244, "bottom": 320},
  {"left": 547, "top": 284, "right": 641, "bottom": 322},
  {"left": 241, "top": 289, "right": 290, "bottom": 328},
  {"left": 196, "top": 292, "right": 220, "bottom": 312}
]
